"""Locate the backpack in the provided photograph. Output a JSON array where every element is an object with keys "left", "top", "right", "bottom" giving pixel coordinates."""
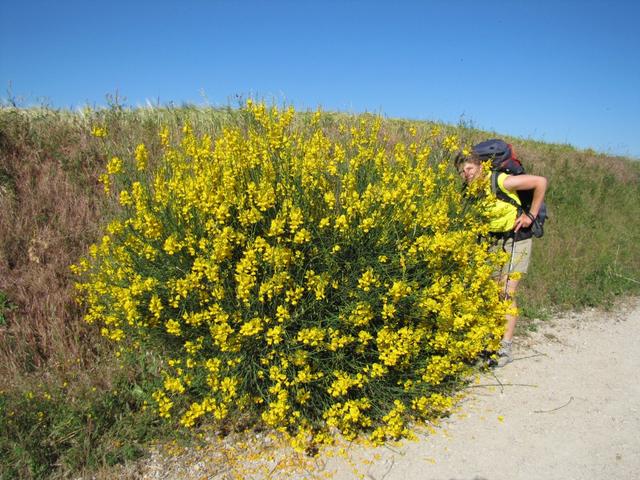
[{"left": 472, "top": 139, "right": 547, "bottom": 238}]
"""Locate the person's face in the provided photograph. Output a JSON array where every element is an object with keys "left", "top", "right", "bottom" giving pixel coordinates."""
[{"left": 459, "top": 161, "right": 483, "bottom": 184}]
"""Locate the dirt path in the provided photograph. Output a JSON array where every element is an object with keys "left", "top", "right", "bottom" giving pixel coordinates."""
[
  {"left": 317, "top": 298, "right": 640, "bottom": 480},
  {"left": 135, "top": 298, "right": 640, "bottom": 480}
]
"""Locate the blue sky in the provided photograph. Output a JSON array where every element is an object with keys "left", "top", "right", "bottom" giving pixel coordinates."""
[{"left": 1, "top": 0, "right": 639, "bottom": 158}]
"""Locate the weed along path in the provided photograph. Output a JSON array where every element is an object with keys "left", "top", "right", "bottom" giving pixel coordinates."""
[{"left": 135, "top": 299, "right": 640, "bottom": 480}]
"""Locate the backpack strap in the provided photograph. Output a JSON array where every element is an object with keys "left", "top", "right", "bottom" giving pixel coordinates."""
[{"left": 490, "top": 171, "right": 533, "bottom": 220}]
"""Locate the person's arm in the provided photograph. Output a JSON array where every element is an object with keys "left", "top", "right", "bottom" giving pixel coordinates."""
[{"left": 502, "top": 174, "right": 547, "bottom": 231}]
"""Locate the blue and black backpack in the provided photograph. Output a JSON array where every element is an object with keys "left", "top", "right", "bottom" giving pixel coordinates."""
[{"left": 472, "top": 139, "right": 548, "bottom": 238}]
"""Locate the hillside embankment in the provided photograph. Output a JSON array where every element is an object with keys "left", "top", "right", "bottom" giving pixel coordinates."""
[{"left": 1, "top": 106, "right": 639, "bottom": 479}]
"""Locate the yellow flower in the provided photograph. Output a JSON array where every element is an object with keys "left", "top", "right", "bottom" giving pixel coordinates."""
[
  {"left": 293, "top": 227, "right": 311, "bottom": 244},
  {"left": 288, "top": 206, "right": 304, "bottom": 233},
  {"left": 165, "top": 319, "right": 181, "bottom": 336},
  {"left": 100, "top": 327, "right": 125, "bottom": 341},
  {"left": 359, "top": 217, "right": 375, "bottom": 233},
  {"left": 149, "top": 295, "right": 163, "bottom": 318},
  {"left": 334, "top": 214, "right": 348, "bottom": 233},
  {"left": 163, "top": 376, "right": 185, "bottom": 394},
  {"left": 106, "top": 156, "right": 123, "bottom": 175},
  {"left": 285, "top": 286, "right": 304, "bottom": 305},
  {"left": 388, "top": 280, "right": 412, "bottom": 302},
  {"left": 348, "top": 302, "right": 374, "bottom": 326},
  {"left": 91, "top": 125, "right": 107, "bottom": 137},
  {"left": 358, "top": 268, "right": 378, "bottom": 292},
  {"left": 239, "top": 317, "right": 263, "bottom": 337},
  {"left": 119, "top": 190, "right": 132, "bottom": 206},
  {"left": 159, "top": 125, "right": 170, "bottom": 147},
  {"left": 382, "top": 302, "right": 396, "bottom": 319},
  {"left": 266, "top": 325, "right": 284, "bottom": 345},
  {"left": 276, "top": 305, "right": 290, "bottom": 323},
  {"left": 153, "top": 390, "right": 173, "bottom": 418},
  {"left": 163, "top": 235, "right": 182, "bottom": 255},
  {"left": 297, "top": 327, "right": 325, "bottom": 346},
  {"left": 180, "top": 401, "right": 205, "bottom": 427},
  {"left": 98, "top": 173, "right": 110, "bottom": 194},
  {"left": 327, "top": 371, "right": 365, "bottom": 397},
  {"left": 135, "top": 143, "right": 148, "bottom": 170}
]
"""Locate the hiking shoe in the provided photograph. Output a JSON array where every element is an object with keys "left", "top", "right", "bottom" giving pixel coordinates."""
[{"left": 497, "top": 339, "right": 513, "bottom": 367}]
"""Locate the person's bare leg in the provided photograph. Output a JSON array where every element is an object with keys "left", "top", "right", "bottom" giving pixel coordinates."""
[
  {"left": 503, "top": 277, "right": 520, "bottom": 341},
  {"left": 495, "top": 276, "right": 519, "bottom": 366}
]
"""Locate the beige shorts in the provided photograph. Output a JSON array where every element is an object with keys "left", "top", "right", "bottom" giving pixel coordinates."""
[{"left": 489, "top": 236, "right": 532, "bottom": 276}]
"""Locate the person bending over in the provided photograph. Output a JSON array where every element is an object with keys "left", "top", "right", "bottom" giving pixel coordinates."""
[{"left": 455, "top": 152, "right": 547, "bottom": 366}]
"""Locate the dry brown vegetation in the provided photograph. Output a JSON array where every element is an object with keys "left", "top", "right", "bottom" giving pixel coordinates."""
[{"left": 1, "top": 114, "right": 103, "bottom": 380}]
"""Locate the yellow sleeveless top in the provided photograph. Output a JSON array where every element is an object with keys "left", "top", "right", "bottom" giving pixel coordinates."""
[{"left": 486, "top": 172, "right": 521, "bottom": 233}]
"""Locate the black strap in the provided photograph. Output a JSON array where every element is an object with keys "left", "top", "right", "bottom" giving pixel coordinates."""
[
  {"left": 488, "top": 231, "right": 514, "bottom": 240},
  {"left": 490, "top": 171, "right": 528, "bottom": 217},
  {"left": 490, "top": 172, "right": 538, "bottom": 240}
]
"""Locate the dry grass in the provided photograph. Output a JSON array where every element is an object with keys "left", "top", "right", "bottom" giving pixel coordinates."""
[{"left": 0, "top": 119, "right": 102, "bottom": 380}]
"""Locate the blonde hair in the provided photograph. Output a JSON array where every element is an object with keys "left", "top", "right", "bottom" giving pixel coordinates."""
[{"left": 453, "top": 150, "right": 481, "bottom": 172}]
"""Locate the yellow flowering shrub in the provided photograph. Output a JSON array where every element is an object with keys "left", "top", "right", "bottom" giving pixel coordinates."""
[{"left": 73, "top": 101, "right": 508, "bottom": 449}]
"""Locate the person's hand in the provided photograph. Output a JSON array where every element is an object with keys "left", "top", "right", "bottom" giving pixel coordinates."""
[{"left": 514, "top": 213, "right": 534, "bottom": 232}]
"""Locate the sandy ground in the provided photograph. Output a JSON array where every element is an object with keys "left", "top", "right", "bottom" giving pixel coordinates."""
[{"left": 134, "top": 298, "right": 640, "bottom": 480}]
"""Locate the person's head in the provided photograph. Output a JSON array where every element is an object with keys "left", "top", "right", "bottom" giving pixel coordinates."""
[{"left": 454, "top": 152, "right": 483, "bottom": 184}]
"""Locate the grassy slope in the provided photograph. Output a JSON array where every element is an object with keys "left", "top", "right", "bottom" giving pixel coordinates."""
[
  {"left": 0, "top": 105, "right": 638, "bottom": 478},
  {"left": 510, "top": 140, "right": 639, "bottom": 317}
]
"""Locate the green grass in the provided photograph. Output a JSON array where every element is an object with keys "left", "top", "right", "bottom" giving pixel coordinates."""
[
  {"left": 0, "top": 103, "right": 638, "bottom": 478},
  {"left": 519, "top": 142, "right": 640, "bottom": 311},
  {"left": 0, "top": 352, "right": 179, "bottom": 479},
  {"left": 0, "top": 291, "right": 13, "bottom": 328}
]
